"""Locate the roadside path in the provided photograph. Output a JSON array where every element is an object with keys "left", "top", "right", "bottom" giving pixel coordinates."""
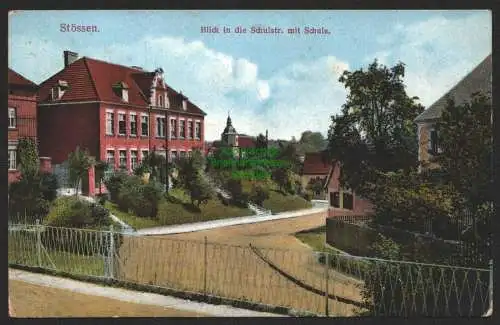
[{"left": 9, "top": 269, "right": 283, "bottom": 317}]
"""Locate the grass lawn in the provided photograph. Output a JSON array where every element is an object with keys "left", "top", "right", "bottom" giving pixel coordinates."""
[
  {"left": 105, "top": 188, "right": 254, "bottom": 230},
  {"left": 240, "top": 180, "right": 312, "bottom": 213},
  {"left": 8, "top": 231, "right": 105, "bottom": 277},
  {"left": 9, "top": 280, "right": 207, "bottom": 317},
  {"left": 294, "top": 226, "right": 349, "bottom": 255}
]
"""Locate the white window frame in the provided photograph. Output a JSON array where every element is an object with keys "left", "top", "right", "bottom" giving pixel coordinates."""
[
  {"left": 119, "top": 149, "right": 127, "bottom": 169},
  {"left": 428, "top": 128, "right": 442, "bottom": 154},
  {"left": 118, "top": 113, "right": 127, "bottom": 136},
  {"left": 122, "top": 89, "right": 129, "bottom": 102},
  {"left": 141, "top": 114, "right": 149, "bottom": 137},
  {"left": 171, "top": 150, "right": 178, "bottom": 161},
  {"left": 8, "top": 147, "right": 17, "bottom": 170},
  {"left": 140, "top": 149, "right": 149, "bottom": 163},
  {"left": 195, "top": 120, "right": 201, "bottom": 140},
  {"left": 182, "top": 100, "right": 187, "bottom": 111},
  {"left": 106, "top": 149, "right": 116, "bottom": 167},
  {"left": 179, "top": 118, "right": 186, "bottom": 139},
  {"left": 130, "top": 150, "right": 138, "bottom": 171},
  {"left": 158, "top": 95, "right": 164, "bottom": 108},
  {"left": 156, "top": 114, "right": 166, "bottom": 138},
  {"left": 8, "top": 107, "right": 16, "bottom": 129},
  {"left": 129, "top": 113, "right": 137, "bottom": 136},
  {"left": 179, "top": 150, "right": 187, "bottom": 159},
  {"left": 187, "top": 119, "right": 193, "bottom": 139},
  {"left": 170, "top": 118, "right": 177, "bottom": 139},
  {"left": 106, "top": 110, "right": 115, "bottom": 135}
]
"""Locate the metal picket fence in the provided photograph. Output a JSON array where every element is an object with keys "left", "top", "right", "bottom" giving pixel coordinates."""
[{"left": 8, "top": 222, "right": 493, "bottom": 317}]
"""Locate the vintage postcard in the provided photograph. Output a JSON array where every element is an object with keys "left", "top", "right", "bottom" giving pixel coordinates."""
[{"left": 8, "top": 10, "right": 492, "bottom": 318}]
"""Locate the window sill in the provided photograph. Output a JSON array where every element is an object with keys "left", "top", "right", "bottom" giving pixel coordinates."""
[
  {"left": 8, "top": 127, "right": 17, "bottom": 130},
  {"left": 8, "top": 169, "right": 18, "bottom": 172},
  {"left": 156, "top": 136, "right": 166, "bottom": 139},
  {"left": 130, "top": 134, "right": 137, "bottom": 137},
  {"left": 106, "top": 133, "right": 115, "bottom": 136},
  {"left": 141, "top": 135, "right": 149, "bottom": 138},
  {"left": 118, "top": 134, "right": 127, "bottom": 137}
]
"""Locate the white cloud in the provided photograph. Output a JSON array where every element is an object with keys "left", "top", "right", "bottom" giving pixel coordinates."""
[{"left": 371, "top": 12, "right": 492, "bottom": 107}]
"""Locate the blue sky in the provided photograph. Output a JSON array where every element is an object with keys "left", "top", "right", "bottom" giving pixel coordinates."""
[{"left": 9, "top": 10, "right": 492, "bottom": 141}]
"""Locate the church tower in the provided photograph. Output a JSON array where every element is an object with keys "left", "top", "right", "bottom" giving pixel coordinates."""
[{"left": 221, "top": 113, "right": 238, "bottom": 147}]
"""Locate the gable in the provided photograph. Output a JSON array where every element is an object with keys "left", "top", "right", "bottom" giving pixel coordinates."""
[{"left": 415, "top": 54, "right": 492, "bottom": 123}]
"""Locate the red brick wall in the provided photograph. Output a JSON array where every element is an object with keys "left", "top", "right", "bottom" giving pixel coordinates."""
[
  {"left": 8, "top": 94, "right": 37, "bottom": 141},
  {"left": 38, "top": 103, "right": 100, "bottom": 164}
]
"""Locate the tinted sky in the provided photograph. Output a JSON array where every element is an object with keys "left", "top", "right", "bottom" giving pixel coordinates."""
[{"left": 9, "top": 10, "right": 492, "bottom": 140}]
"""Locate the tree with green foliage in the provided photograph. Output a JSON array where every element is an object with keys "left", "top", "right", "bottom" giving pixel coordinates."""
[
  {"left": 296, "top": 131, "right": 327, "bottom": 155},
  {"left": 307, "top": 177, "right": 326, "bottom": 197},
  {"left": 250, "top": 184, "right": 270, "bottom": 206},
  {"left": 142, "top": 150, "right": 169, "bottom": 184},
  {"left": 431, "top": 93, "right": 492, "bottom": 243},
  {"left": 94, "top": 160, "right": 109, "bottom": 195},
  {"left": 255, "top": 133, "right": 268, "bottom": 149},
  {"left": 68, "top": 147, "right": 94, "bottom": 196},
  {"left": 16, "top": 137, "right": 39, "bottom": 177},
  {"left": 271, "top": 167, "right": 289, "bottom": 193},
  {"left": 326, "top": 59, "right": 424, "bottom": 197},
  {"left": 188, "top": 175, "right": 213, "bottom": 208}
]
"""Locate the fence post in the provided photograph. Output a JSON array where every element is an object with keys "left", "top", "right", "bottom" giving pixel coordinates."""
[
  {"left": 36, "top": 219, "right": 42, "bottom": 267},
  {"left": 488, "top": 259, "right": 493, "bottom": 315},
  {"left": 324, "top": 252, "right": 329, "bottom": 317},
  {"left": 108, "top": 225, "right": 115, "bottom": 279},
  {"left": 204, "top": 236, "right": 208, "bottom": 296}
]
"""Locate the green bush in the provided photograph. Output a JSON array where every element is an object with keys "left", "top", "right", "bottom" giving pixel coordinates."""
[
  {"left": 104, "top": 171, "right": 128, "bottom": 202},
  {"left": 117, "top": 176, "right": 163, "bottom": 218},
  {"left": 40, "top": 172, "right": 59, "bottom": 202},
  {"left": 8, "top": 175, "right": 50, "bottom": 218},
  {"left": 44, "top": 196, "right": 111, "bottom": 228},
  {"left": 250, "top": 184, "right": 270, "bottom": 206},
  {"left": 302, "top": 191, "right": 313, "bottom": 201}
]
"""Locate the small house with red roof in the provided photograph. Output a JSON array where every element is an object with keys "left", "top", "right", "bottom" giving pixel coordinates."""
[
  {"left": 300, "top": 151, "right": 330, "bottom": 199},
  {"left": 37, "top": 50, "right": 207, "bottom": 174},
  {"left": 8, "top": 68, "right": 52, "bottom": 183}
]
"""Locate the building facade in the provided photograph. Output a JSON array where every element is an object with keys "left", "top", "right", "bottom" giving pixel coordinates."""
[
  {"left": 37, "top": 51, "right": 206, "bottom": 173},
  {"left": 300, "top": 151, "right": 330, "bottom": 199},
  {"left": 324, "top": 162, "right": 374, "bottom": 217},
  {"left": 8, "top": 68, "right": 50, "bottom": 183},
  {"left": 414, "top": 54, "right": 492, "bottom": 170}
]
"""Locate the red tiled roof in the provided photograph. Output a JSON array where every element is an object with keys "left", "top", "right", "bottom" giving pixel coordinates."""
[
  {"left": 37, "top": 56, "right": 206, "bottom": 116},
  {"left": 8, "top": 68, "right": 38, "bottom": 88},
  {"left": 238, "top": 135, "right": 255, "bottom": 148},
  {"left": 302, "top": 152, "right": 331, "bottom": 175}
]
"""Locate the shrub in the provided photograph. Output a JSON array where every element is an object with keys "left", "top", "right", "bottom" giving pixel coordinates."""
[
  {"left": 250, "top": 184, "right": 270, "bottom": 206},
  {"left": 117, "top": 176, "right": 163, "bottom": 218},
  {"left": 96, "top": 193, "right": 108, "bottom": 206},
  {"left": 40, "top": 172, "right": 59, "bottom": 202},
  {"left": 44, "top": 196, "right": 111, "bottom": 228},
  {"left": 8, "top": 175, "right": 50, "bottom": 218},
  {"left": 302, "top": 191, "right": 313, "bottom": 201},
  {"left": 104, "top": 171, "right": 128, "bottom": 202}
]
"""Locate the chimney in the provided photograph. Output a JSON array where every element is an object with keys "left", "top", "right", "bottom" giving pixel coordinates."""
[{"left": 64, "top": 50, "right": 78, "bottom": 67}]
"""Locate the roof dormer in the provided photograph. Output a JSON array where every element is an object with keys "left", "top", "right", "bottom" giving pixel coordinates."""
[
  {"left": 179, "top": 91, "right": 188, "bottom": 111},
  {"left": 51, "top": 80, "right": 69, "bottom": 100},
  {"left": 113, "top": 81, "right": 129, "bottom": 102}
]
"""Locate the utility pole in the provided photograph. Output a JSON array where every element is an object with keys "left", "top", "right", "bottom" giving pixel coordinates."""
[{"left": 165, "top": 112, "right": 169, "bottom": 193}]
